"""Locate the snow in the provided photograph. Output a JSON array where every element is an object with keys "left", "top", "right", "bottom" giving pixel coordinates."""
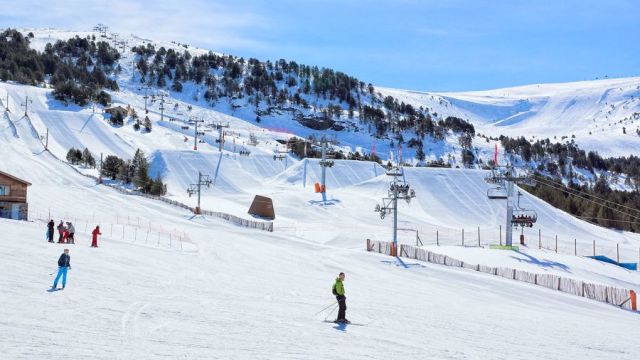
[
  {"left": 380, "top": 77, "right": 640, "bottom": 157},
  {"left": 1, "top": 28, "right": 640, "bottom": 359}
]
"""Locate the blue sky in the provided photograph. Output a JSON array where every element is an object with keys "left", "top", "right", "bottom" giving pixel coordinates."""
[{"left": 2, "top": 0, "right": 638, "bottom": 91}]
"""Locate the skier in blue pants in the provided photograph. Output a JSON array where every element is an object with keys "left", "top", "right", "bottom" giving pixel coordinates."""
[{"left": 52, "top": 249, "right": 71, "bottom": 290}]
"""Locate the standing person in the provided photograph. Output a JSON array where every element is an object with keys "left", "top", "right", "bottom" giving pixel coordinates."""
[
  {"left": 67, "top": 222, "right": 75, "bottom": 244},
  {"left": 62, "top": 225, "right": 69, "bottom": 244},
  {"left": 47, "top": 220, "right": 55, "bottom": 243},
  {"left": 51, "top": 249, "right": 71, "bottom": 290},
  {"left": 57, "top": 221, "right": 65, "bottom": 243},
  {"left": 332, "top": 272, "right": 349, "bottom": 324},
  {"left": 91, "top": 225, "right": 101, "bottom": 248}
]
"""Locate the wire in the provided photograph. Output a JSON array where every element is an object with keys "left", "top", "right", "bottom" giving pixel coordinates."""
[
  {"left": 528, "top": 176, "right": 640, "bottom": 222},
  {"left": 531, "top": 173, "right": 640, "bottom": 216}
]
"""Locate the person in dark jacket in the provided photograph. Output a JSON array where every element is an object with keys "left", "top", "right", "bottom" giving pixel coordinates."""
[
  {"left": 57, "top": 221, "right": 65, "bottom": 243},
  {"left": 47, "top": 220, "right": 55, "bottom": 243},
  {"left": 332, "top": 272, "right": 349, "bottom": 324},
  {"left": 52, "top": 249, "right": 71, "bottom": 290}
]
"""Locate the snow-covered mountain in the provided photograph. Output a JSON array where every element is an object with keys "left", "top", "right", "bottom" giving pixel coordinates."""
[
  {"left": 1, "top": 27, "right": 640, "bottom": 359},
  {"left": 382, "top": 77, "right": 640, "bottom": 157}
]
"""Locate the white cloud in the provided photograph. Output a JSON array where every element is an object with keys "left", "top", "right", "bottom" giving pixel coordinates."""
[{"left": 0, "top": 0, "right": 273, "bottom": 52}]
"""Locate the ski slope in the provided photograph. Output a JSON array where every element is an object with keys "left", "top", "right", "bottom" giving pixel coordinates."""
[{"left": 1, "top": 29, "right": 640, "bottom": 359}]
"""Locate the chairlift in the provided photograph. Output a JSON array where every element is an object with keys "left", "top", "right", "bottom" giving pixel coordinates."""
[
  {"left": 511, "top": 210, "right": 537, "bottom": 227},
  {"left": 487, "top": 187, "right": 508, "bottom": 199}
]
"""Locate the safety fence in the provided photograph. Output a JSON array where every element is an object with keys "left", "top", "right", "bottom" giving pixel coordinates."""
[
  {"left": 40, "top": 144, "right": 273, "bottom": 233},
  {"left": 30, "top": 208, "right": 193, "bottom": 252},
  {"left": 400, "top": 225, "right": 640, "bottom": 269},
  {"left": 366, "top": 239, "right": 638, "bottom": 312}
]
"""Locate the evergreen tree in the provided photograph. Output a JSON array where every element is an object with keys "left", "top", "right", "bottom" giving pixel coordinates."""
[
  {"left": 66, "top": 147, "right": 82, "bottom": 164},
  {"left": 101, "top": 155, "right": 124, "bottom": 180},
  {"left": 82, "top": 148, "right": 95, "bottom": 168}
]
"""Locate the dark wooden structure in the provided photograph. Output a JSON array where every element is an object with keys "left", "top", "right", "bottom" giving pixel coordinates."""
[
  {"left": 0, "top": 171, "right": 31, "bottom": 220},
  {"left": 248, "top": 195, "right": 275, "bottom": 220}
]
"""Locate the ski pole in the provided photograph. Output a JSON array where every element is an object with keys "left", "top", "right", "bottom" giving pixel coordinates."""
[
  {"left": 314, "top": 301, "right": 338, "bottom": 316},
  {"left": 323, "top": 303, "right": 339, "bottom": 321}
]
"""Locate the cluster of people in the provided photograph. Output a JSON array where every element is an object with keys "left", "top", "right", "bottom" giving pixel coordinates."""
[
  {"left": 46, "top": 220, "right": 75, "bottom": 244},
  {"left": 512, "top": 214, "right": 535, "bottom": 227},
  {"left": 46, "top": 220, "right": 102, "bottom": 247}
]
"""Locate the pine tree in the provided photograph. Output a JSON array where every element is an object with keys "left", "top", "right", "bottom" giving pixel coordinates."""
[
  {"left": 101, "top": 155, "right": 124, "bottom": 180},
  {"left": 131, "top": 149, "right": 150, "bottom": 189},
  {"left": 82, "top": 148, "right": 95, "bottom": 168}
]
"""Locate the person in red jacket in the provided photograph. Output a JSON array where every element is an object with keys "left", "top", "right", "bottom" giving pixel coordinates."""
[{"left": 91, "top": 225, "right": 102, "bottom": 248}]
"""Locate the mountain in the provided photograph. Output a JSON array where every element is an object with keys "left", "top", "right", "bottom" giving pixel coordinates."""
[{"left": 1, "top": 27, "right": 640, "bottom": 359}]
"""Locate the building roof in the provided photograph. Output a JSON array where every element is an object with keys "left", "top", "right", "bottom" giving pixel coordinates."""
[{"left": 0, "top": 171, "right": 32, "bottom": 186}]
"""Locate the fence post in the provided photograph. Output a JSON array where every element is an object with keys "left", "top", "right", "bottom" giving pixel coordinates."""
[
  {"left": 499, "top": 225, "right": 502, "bottom": 246},
  {"left": 462, "top": 228, "right": 464, "bottom": 246},
  {"left": 538, "top": 229, "right": 541, "bottom": 249},
  {"left": 617, "top": 243, "right": 620, "bottom": 263},
  {"left": 593, "top": 240, "right": 596, "bottom": 256},
  {"left": 478, "top": 226, "right": 480, "bottom": 247},
  {"left": 555, "top": 235, "right": 558, "bottom": 253},
  {"left": 436, "top": 230, "right": 439, "bottom": 246},
  {"left": 574, "top": 238, "right": 577, "bottom": 256},
  {"left": 134, "top": 228, "right": 137, "bottom": 242},
  {"left": 122, "top": 225, "right": 125, "bottom": 240}
]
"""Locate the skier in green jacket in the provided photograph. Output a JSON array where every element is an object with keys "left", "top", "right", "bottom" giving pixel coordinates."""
[{"left": 332, "top": 272, "right": 349, "bottom": 324}]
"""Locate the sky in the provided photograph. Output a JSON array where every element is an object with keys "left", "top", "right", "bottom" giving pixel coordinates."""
[{"left": 1, "top": 0, "right": 639, "bottom": 92}]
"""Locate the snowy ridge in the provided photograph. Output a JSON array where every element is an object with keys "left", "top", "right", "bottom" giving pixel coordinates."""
[{"left": 381, "top": 77, "right": 640, "bottom": 157}]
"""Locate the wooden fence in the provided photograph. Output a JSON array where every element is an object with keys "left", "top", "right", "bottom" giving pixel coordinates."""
[{"left": 366, "top": 239, "right": 638, "bottom": 312}]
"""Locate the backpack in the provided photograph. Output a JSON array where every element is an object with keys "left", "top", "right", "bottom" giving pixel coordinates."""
[{"left": 332, "top": 283, "right": 338, "bottom": 296}]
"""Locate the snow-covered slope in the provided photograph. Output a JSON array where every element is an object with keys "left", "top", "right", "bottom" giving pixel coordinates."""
[
  {"left": 2, "top": 28, "right": 640, "bottom": 359},
  {"left": 381, "top": 77, "right": 640, "bottom": 157}
]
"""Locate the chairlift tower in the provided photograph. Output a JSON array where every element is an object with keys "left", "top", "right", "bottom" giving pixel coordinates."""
[
  {"left": 141, "top": 86, "right": 151, "bottom": 113},
  {"left": 187, "top": 171, "right": 212, "bottom": 214},
  {"left": 312, "top": 134, "right": 337, "bottom": 203},
  {"left": 374, "top": 165, "right": 416, "bottom": 254},
  {"left": 157, "top": 92, "right": 170, "bottom": 121},
  {"left": 189, "top": 116, "right": 205, "bottom": 151},
  {"left": 212, "top": 122, "right": 230, "bottom": 152},
  {"left": 491, "top": 165, "right": 537, "bottom": 247}
]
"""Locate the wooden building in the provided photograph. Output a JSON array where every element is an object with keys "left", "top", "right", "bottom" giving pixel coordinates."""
[{"left": 0, "top": 171, "right": 31, "bottom": 221}]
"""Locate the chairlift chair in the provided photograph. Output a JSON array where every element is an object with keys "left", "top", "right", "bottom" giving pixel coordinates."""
[
  {"left": 511, "top": 209, "right": 538, "bottom": 227},
  {"left": 487, "top": 187, "right": 508, "bottom": 199}
]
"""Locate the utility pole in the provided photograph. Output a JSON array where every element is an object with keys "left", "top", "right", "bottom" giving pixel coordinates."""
[
  {"left": 187, "top": 171, "right": 212, "bottom": 215},
  {"left": 141, "top": 86, "right": 151, "bottom": 113},
  {"left": 374, "top": 165, "right": 416, "bottom": 255},
  {"left": 211, "top": 121, "right": 230, "bottom": 152},
  {"left": 21, "top": 95, "right": 32, "bottom": 117},
  {"left": 158, "top": 93, "right": 169, "bottom": 121},
  {"left": 189, "top": 116, "right": 205, "bottom": 151},
  {"left": 492, "top": 164, "right": 537, "bottom": 248},
  {"left": 314, "top": 134, "right": 336, "bottom": 203}
]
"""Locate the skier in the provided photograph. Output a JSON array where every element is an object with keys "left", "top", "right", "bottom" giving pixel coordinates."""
[
  {"left": 67, "top": 222, "right": 75, "bottom": 244},
  {"left": 51, "top": 248, "right": 71, "bottom": 290},
  {"left": 91, "top": 225, "right": 101, "bottom": 248},
  {"left": 47, "top": 220, "right": 55, "bottom": 243},
  {"left": 57, "top": 221, "right": 65, "bottom": 243},
  {"left": 332, "top": 272, "right": 349, "bottom": 324}
]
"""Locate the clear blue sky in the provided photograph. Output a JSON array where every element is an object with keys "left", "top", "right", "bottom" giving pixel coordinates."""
[{"left": 2, "top": 0, "right": 639, "bottom": 91}]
